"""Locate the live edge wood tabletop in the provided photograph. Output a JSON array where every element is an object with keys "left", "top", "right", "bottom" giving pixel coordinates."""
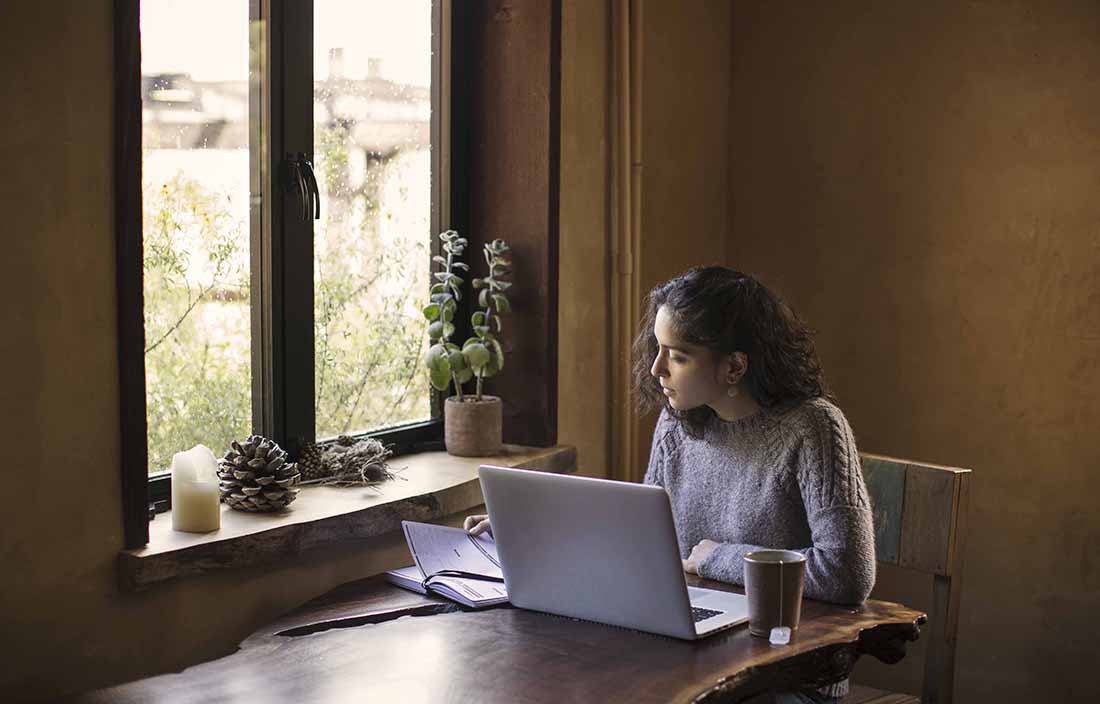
[{"left": 70, "top": 574, "right": 925, "bottom": 704}]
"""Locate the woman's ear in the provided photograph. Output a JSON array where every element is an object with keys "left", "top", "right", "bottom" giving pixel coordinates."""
[{"left": 724, "top": 351, "right": 748, "bottom": 385}]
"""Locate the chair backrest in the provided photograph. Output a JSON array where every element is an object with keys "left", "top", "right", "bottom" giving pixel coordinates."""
[{"left": 860, "top": 452, "right": 972, "bottom": 704}]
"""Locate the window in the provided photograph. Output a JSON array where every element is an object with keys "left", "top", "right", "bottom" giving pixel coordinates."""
[
  {"left": 139, "top": 1, "right": 254, "bottom": 481},
  {"left": 118, "top": 0, "right": 449, "bottom": 540},
  {"left": 117, "top": 0, "right": 559, "bottom": 550}
]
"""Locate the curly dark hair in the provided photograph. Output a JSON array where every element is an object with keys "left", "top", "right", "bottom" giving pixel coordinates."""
[{"left": 632, "top": 266, "right": 832, "bottom": 437}]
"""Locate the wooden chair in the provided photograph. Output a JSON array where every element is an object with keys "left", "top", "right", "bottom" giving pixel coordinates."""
[{"left": 845, "top": 453, "right": 972, "bottom": 704}]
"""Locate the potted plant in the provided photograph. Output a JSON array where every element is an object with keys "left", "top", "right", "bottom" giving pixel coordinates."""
[{"left": 423, "top": 231, "right": 512, "bottom": 456}]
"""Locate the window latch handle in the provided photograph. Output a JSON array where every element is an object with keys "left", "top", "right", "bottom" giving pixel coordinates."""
[{"left": 286, "top": 153, "right": 321, "bottom": 221}]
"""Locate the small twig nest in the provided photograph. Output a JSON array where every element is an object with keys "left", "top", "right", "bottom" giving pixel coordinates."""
[{"left": 299, "top": 436, "right": 402, "bottom": 488}]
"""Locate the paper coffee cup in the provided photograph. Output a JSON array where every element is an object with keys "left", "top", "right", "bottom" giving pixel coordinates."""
[{"left": 744, "top": 549, "right": 807, "bottom": 638}]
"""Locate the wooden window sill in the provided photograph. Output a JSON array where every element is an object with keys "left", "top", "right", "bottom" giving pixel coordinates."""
[{"left": 119, "top": 444, "right": 577, "bottom": 590}]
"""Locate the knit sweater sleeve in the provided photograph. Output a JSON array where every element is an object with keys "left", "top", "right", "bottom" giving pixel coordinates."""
[
  {"left": 791, "top": 402, "right": 876, "bottom": 603},
  {"left": 698, "top": 401, "right": 876, "bottom": 605}
]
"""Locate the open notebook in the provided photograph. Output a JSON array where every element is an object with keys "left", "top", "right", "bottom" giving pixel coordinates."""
[{"left": 385, "top": 520, "right": 509, "bottom": 609}]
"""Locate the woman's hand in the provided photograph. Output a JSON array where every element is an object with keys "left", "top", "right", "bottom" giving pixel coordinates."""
[
  {"left": 682, "top": 539, "right": 720, "bottom": 574},
  {"left": 464, "top": 514, "right": 492, "bottom": 537}
]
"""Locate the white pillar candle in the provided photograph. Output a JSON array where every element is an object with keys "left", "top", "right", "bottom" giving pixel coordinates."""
[{"left": 171, "top": 444, "right": 222, "bottom": 533}]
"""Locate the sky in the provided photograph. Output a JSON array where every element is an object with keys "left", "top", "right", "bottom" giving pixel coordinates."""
[{"left": 140, "top": 0, "right": 432, "bottom": 86}]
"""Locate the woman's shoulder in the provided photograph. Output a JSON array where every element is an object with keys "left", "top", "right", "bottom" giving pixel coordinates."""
[{"left": 772, "top": 396, "right": 853, "bottom": 436}]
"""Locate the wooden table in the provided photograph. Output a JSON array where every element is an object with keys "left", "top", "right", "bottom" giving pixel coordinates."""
[{"left": 72, "top": 575, "right": 925, "bottom": 703}]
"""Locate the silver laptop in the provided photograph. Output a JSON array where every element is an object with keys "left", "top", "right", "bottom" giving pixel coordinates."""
[{"left": 478, "top": 464, "right": 750, "bottom": 640}]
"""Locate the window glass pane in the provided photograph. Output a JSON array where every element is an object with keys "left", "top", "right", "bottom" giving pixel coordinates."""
[
  {"left": 140, "top": 1, "right": 251, "bottom": 473},
  {"left": 313, "top": 0, "right": 433, "bottom": 440}
]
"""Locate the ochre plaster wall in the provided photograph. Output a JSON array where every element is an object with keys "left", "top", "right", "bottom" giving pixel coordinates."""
[
  {"left": 727, "top": 1, "right": 1100, "bottom": 700},
  {"left": 0, "top": 1, "right": 615, "bottom": 699},
  {"left": 634, "top": 0, "right": 732, "bottom": 470}
]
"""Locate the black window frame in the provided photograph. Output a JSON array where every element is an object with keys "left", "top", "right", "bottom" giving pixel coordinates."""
[
  {"left": 115, "top": 0, "right": 453, "bottom": 547},
  {"left": 117, "top": 0, "right": 561, "bottom": 551}
]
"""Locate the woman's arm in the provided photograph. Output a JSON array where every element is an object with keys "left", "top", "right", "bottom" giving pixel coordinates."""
[{"left": 792, "top": 403, "right": 876, "bottom": 603}]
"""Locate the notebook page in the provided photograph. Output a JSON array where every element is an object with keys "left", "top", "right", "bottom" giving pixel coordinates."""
[{"left": 402, "top": 521, "right": 503, "bottom": 581}]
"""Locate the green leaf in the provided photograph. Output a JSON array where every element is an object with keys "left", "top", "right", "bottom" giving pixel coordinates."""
[
  {"left": 492, "top": 294, "right": 510, "bottom": 313},
  {"left": 479, "top": 338, "right": 504, "bottom": 378},
  {"left": 425, "top": 343, "right": 449, "bottom": 367},
  {"left": 427, "top": 321, "right": 444, "bottom": 342},
  {"left": 433, "top": 272, "right": 450, "bottom": 282},
  {"left": 474, "top": 325, "right": 491, "bottom": 338},
  {"left": 479, "top": 288, "right": 490, "bottom": 308},
  {"left": 471, "top": 278, "right": 483, "bottom": 289},
  {"left": 442, "top": 305, "right": 454, "bottom": 323},
  {"left": 430, "top": 366, "right": 451, "bottom": 390},
  {"left": 432, "top": 255, "right": 447, "bottom": 265},
  {"left": 425, "top": 344, "right": 452, "bottom": 390},
  {"left": 496, "top": 281, "right": 512, "bottom": 290},
  {"left": 455, "top": 367, "right": 475, "bottom": 384},
  {"left": 443, "top": 322, "right": 455, "bottom": 339},
  {"left": 493, "top": 316, "right": 502, "bottom": 332},
  {"left": 471, "top": 311, "right": 486, "bottom": 326},
  {"left": 464, "top": 342, "right": 491, "bottom": 371},
  {"left": 453, "top": 262, "right": 469, "bottom": 271},
  {"left": 422, "top": 303, "right": 440, "bottom": 321},
  {"left": 431, "top": 292, "right": 449, "bottom": 305},
  {"left": 430, "top": 283, "right": 447, "bottom": 295},
  {"left": 447, "top": 347, "right": 468, "bottom": 371}
]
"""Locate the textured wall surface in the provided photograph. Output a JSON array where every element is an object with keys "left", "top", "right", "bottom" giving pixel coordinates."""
[
  {"left": 727, "top": 1, "right": 1100, "bottom": 700},
  {"left": 634, "top": 0, "right": 733, "bottom": 469}
]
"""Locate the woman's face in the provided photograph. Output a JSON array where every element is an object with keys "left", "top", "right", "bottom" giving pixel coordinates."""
[{"left": 649, "top": 305, "right": 726, "bottom": 412}]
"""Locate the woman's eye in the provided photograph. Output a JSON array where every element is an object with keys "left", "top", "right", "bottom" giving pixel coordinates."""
[{"left": 669, "top": 355, "right": 685, "bottom": 364}]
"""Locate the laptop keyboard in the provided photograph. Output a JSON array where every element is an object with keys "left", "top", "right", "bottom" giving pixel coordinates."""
[{"left": 691, "top": 606, "right": 724, "bottom": 623}]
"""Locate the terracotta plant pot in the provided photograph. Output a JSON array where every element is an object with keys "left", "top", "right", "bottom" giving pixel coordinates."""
[{"left": 444, "top": 395, "right": 503, "bottom": 457}]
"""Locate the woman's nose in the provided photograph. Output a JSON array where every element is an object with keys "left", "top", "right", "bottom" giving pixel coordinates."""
[{"left": 650, "top": 355, "right": 666, "bottom": 378}]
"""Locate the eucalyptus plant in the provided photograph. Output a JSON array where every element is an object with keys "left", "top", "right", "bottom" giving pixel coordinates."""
[
  {"left": 465, "top": 239, "right": 511, "bottom": 400},
  {"left": 422, "top": 233, "right": 512, "bottom": 402},
  {"left": 423, "top": 230, "right": 474, "bottom": 400}
]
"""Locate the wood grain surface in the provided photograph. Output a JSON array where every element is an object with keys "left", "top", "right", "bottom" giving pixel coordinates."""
[
  {"left": 71, "top": 574, "right": 925, "bottom": 703},
  {"left": 119, "top": 445, "right": 575, "bottom": 590}
]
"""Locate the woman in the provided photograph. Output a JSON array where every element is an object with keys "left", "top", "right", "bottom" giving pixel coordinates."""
[{"left": 467, "top": 266, "right": 875, "bottom": 703}]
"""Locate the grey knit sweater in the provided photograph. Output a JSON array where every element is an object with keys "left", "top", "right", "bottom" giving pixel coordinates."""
[
  {"left": 644, "top": 397, "right": 875, "bottom": 604},
  {"left": 644, "top": 398, "right": 875, "bottom": 698}
]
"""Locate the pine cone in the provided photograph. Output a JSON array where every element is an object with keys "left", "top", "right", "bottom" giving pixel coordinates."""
[
  {"left": 298, "top": 441, "right": 328, "bottom": 481},
  {"left": 218, "top": 435, "right": 301, "bottom": 512}
]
